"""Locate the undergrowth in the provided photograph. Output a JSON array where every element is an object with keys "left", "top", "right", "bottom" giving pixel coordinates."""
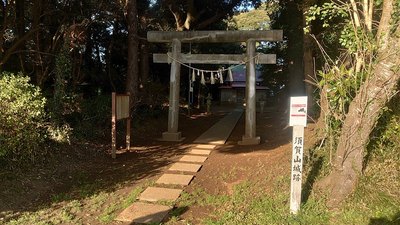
[{"left": 4, "top": 181, "right": 150, "bottom": 224}]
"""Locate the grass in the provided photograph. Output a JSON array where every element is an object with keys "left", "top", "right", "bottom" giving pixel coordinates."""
[
  {"left": 5, "top": 152, "right": 398, "bottom": 225},
  {"left": 7, "top": 202, "right": 83, "bottom": 225},
  {"left": 220, "top": 166, "right": 238, "bottom": 182},
  {"left": 168, "top": 152, "right": 399, "bottom": 225},
  {"left": 97, "top": 181, "right": 151, "bottom": 223},
  {"left": 199, "top": 179, "right": 330, "bottom": 225},
  {"left": 183, "top": 181, "right": 385, "bottom": 225},
  {"left": 335, "top": 184, "right": 399, "bottom": 225},
  {"left": 5, "top": 180, "right": 152, "bottom": 224},
  {"left": 333, "top": 158, "right": 400, "bottom": 225},
  {"left": 176, "top": 187, "right": 229, "bottom": 208}
]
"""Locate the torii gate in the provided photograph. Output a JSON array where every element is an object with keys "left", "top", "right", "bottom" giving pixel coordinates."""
[{"left": 147, "top": 30, "right": 283, "bottom": 145}]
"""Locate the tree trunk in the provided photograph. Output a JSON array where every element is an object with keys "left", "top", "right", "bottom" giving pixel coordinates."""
[
  {"left": 0, "top": 2, "right": 9, "bottom": 55},
  {"left": 105, "top": 19, "right": 119, "bottom": 92},
  {"left": 140, "top": 41, "right": 149, "bottom": 85},
  {"left": 139, "top": 13, "right": 149, "bottom": 87},
  {"left": 16, "top": 0, "right": 26, "bottom": 73},
  {"left": 32, "top": 0, "right": 43, "bottom": 86},
  {"left": 285, "top": 0, "right": 305, "bottom": 96},
  {"left": 125, "top": 0, "right": 139, "bottom": 106},
  {"left": 321, "top": 23, "right": 400, "bottom": 208}
]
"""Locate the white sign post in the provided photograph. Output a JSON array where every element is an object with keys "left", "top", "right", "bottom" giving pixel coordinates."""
[{"left": 289, "top": 96, "right": 307, "bottom": 214}]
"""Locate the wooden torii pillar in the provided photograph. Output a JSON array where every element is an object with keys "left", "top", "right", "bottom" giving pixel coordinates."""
[{"left": 148, "top": 30, "right": 283, "bottom": 144}]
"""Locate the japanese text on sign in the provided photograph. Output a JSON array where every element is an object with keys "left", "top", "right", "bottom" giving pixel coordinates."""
[
  {"left": 290, "top": 125, "right": 305, "bottom": 214},
  {"left": 291, "top": 135, "right": 303, "bottom": 181}
]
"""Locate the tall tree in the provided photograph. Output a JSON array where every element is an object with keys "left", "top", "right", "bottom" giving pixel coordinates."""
[
  {"left": 307, "top": 0, "right": 400, "bottom": 207},
  {"left": 15, "top": 0, "right": 26, "bottom": 73},
  {"left": 283, "top": 0, "right": 305, "bottom": 96},
  {"left": 125, "top": 0, "right": 139, "bottom": 105}
]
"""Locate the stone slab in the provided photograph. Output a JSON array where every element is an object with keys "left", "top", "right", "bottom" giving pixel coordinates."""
[
  {"left": 194, "top": 144, "right": 216, "bottom": 150},
  {"left": 139, "top": 187, "right": 182, "bottom": 202},
  {"left": 179, "top": 155, "right": 208, "bottom": 163},
  {"left": 115, "top": 202, "right": 171, "bottom": 224},
  {"left": 156, "top": 174, "right": 194, "bottom": 186},
  {"left": 194, "top": 108, "right": 243, "bottom": 145},
  {"left": 168, "top": 162, "right": 202, "bottom": 172},
  {"left": 189, "top": 149, "right": 212, "bottom": 155}
]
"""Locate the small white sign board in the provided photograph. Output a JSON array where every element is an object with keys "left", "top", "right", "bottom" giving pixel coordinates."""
[
  {"left": 289, "top": 96, "right": 307, "bottom": 214},
  {"left": 289, "top": 96, "right": 308, "bottom": 127}
]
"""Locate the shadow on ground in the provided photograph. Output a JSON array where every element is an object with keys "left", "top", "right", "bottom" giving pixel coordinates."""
[
  {"left": 369, "top": 212, "right": 400, "bottom": 225},
  {"left": 217, "top": 107, "right": 291, "bottom": 154},
  {"left": 0, "top": 103, "right": 293, "bottom": 223},
  {"left": 0, "top": 108, "right": 225, "bottom": 222}
]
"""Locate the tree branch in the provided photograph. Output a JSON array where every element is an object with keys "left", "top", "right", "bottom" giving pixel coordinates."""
[
  {"left": 0, "top": 28, "right": 40, "bottom": 68},
  {"left": 183, "top": 0, "right": 196, "bottom": 30},
  {"left": 349, "top": 0, "right": 361, "bottom": 27},
  {"left": 165, "top": 0, "right": 186, "bottom": 30},
  {"left": 195, "top": 11, "right": 228, "bottom": 30},
  {"left": 377, "top": 0, "right": 394, "bottom": 49},
  {"left": 368, "top": 0, "right": 373, "bottom": 31},
  {"left": 363, "top": 0, "right": 372, "bottom": 31}
]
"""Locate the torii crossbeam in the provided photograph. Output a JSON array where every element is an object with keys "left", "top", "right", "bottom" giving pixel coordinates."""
[
  {"left": 148, "top": 30, "right": 283, "bottom": 43},
  {"left": 153, "top": 53, "right": 276, "bottom": 64},
  {"left": 148, "top": 30, "right": 283, "bottom": 144}
]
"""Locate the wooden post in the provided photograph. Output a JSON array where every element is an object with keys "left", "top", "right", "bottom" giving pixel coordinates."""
[
  {"left": 161, "top": 38, "right": 184, "bottom": 141},
  {"left": 169, "top": 38, "right": 181, "bottom": 133},
  {"left": 126, "top": 92, "right": 131, "bottom": 151},
  {"left": 290, "top": 125, "right": 304, "bottom": 213},
  {"left": 289, "top": 96, "right": 308, "bottom": 214},
  {"left": 239, "top": 39, "right": 260, "bottom": 145},
  {"left": 111, "top": 92, "right": 117, "bottom": 159},
  {"left": 111, "top": 92, "right": 131, "bottom": 158}
]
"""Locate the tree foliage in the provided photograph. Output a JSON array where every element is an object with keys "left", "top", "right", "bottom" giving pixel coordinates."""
[
  {"left": 162, "top": 0, "right": 263, "bottom": 31},
  {"left": 228, "top": 2, "right": 275, "bottom": 30}
]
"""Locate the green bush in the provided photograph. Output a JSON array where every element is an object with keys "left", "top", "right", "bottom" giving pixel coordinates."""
[{"left": 0, "top": 72, "right": 48, "bottom": 162}]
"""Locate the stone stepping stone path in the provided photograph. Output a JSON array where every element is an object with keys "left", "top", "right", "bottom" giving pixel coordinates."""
[
  {"left": 168, "top": 162, "right": 202, "bottom": 172},
  {"left": 115, "top": 144, "right": 216, "bottom": 224},
  {"left": 156, "top": 174, "right": 194, "bottom": 185},
  {"left": 179, "top": 155, "right": 208, "bottom": 163},
  {"left": 138, "top": 187, "right": 182, "bottom": 202},
  {"left": 189, "top": 149, "right": 212, "bottom": 155},
  {"left": 115, "top": 202, "right": 171, "bottom": 224},
  {"left": 195, "top": 144, "right": 217, "bottom": 150},
  {"left": 193, "top": 108, "right": 243, "bottom": 145}
]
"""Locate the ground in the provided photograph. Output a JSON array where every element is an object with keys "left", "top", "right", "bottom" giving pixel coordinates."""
[{"left": 0, "top": 103, "right": 331, "bottom": 224}]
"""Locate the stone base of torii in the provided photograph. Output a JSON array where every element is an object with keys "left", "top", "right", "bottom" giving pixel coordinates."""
[{"left": 148, "top": 30, "right": 283, "bottom": 145}]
